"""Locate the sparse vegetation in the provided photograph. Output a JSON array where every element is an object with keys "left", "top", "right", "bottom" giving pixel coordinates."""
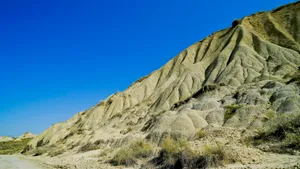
[
  {"left": 265, "top": 109, "right": 277, "bottom": 119},
  {"left": 152, "top": 138, "right": 232, "bottom": 169},
  {"left": 195, "top": 129, "right": 207, "bottom": 140},
  {"left": 161, "top": 137, "right": 189, "bottom": 154},
  {"left": 224, "top": 104, "right": 243, "bottom": 121},
  {"left": 0, "top": 138, "right": 32, "bottom": 155},
  {"left": 286, "top": 71, "right": 300, "bottom": 84},
  {"left": 99, "top": 148, "right": 111, "bottom": 158},
  {"left": 202, "top": 84, "right": 219, "bottom": 92},
  {"left": 49, "top": 148, "right": 65, "bottom": 157},
  {"left": 154, "top": 137, "right": 200, "bottom": 168},
  {"left": 110, "top": 140, "right": 153, "bottom": 166},
  {"left": 110, "top": 148, "right": 136, "bottom": 166},
  {"left": 201, "top": 144, "right": 229, "bottom": 167},
  {"left": 120, "top": 127, "right": 133, "bottom": 134},
  {"left": 254, "top": 112, "right": 300, "bottom": 154},
  {"left": 94, "top": 139, "right": 105, "bottom": 145},
  {"left": 110, "top": 113, "right": 123, "bottom": 119},
  {"left": 78, "top": 142, "right": 100, "bottom": 153},
  {"left": 29, "top": 148, "right": 47, "bottom": 156}
]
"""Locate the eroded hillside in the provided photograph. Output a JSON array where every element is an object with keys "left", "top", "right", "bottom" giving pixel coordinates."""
[{"left": 23, "top": 2, "right": 300, "bottom": 168}]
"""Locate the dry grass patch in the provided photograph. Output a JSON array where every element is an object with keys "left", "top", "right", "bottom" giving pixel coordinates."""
[
  {"left": 201, "top": 144, "right": 229, "bottom": 167},
  {"left": 153, "top": 138, "right": 207, "bottom": 169},
  {"left": 110, "top": 140, "right": 153, "bottom": 166},
  {"left": 153, "top": 138, "right": 234, "bottom": 169}
]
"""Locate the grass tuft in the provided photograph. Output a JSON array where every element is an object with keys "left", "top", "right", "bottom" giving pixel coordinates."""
[
  {"left": 265, "top": 109, "right": 277, "bottom": 119},
  {"left": 195, "top": 129, "right": 207, "bottom": 140},
  {"left": 110, "top": 140, "right": 153, "bottom": 166},
  {"left": 153, "top": 138, "right": 232, "bottom": 168},
  {"left": 202, "top": 144, "right": 229, "bottom": 167},
  {"left": 153, "top": 138, "right": 208, "bottom": 168}
]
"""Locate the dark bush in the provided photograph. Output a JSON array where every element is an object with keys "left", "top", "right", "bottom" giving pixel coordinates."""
[{"left": 232, "top": 19, "right": 241, "bottom": 27}]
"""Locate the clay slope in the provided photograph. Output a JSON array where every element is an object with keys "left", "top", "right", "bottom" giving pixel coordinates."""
[
  {"left": 15, "top": 132, "right": 36, "bottom": 141},
  {"left": 25, "top": 2, "right": 300, "bottom": 153}
]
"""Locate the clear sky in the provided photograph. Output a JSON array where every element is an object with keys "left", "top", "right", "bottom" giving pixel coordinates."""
[{"left": 0, "top": 0, "right": 296, "bottom": 137}]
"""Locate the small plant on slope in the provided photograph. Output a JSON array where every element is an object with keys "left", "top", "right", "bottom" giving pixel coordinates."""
[
  {"left": 110, "top": 140, "right": 153, "bottom": 166},
  {"left": 224, "top": 104, "right": 243, "bottom": 122},
  {"left": 195, "top": 129, "right": 207, "bottom": 140}
]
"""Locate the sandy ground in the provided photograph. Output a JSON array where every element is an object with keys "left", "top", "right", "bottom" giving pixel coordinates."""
[
  {"left": 0, "top": 155, "right": 53, "bottom": 169},
  {"left": 21, "top": 150, "right": 300, "bottom": 169}
]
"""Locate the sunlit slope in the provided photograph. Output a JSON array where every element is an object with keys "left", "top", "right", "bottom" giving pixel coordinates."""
[{"left": 24, "top": 2, "right": 300, "bottom": 153}]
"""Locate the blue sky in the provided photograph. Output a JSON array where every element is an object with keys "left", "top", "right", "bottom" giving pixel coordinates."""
[{"left": 0, "top": 0, "right": 296, "bottom": 137}]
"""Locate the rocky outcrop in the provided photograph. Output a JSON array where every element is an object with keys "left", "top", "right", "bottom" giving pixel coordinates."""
[
  {"left": 15, "top": 132, "right": 36, "bottom": 141},
  {"left": 0, "top": 136, "right": 14, "bottom": 142},
  {"left": 25, "top": 2, "right": 300, "bottom": 153}
]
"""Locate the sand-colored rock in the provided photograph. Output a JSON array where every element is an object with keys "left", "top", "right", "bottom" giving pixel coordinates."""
[
  {"left": 0, "top": 136, "right": 14, "bottom": 142},
  {"left": 14, "top": 132, "right": 36, "bottom": 141},
  {"left": 24, "top": 2, "right": 300, "bottom": 163}
]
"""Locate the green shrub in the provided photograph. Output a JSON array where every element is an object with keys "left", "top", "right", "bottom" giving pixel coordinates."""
[
  {"left": 195, "top": 129, "right": 207, "bottom": 140},
  {"left": 110, "top": 140, "right": 153, "bottom": 166},
  {"left": 224, "top": 104, "right": 243, "bottom": 122},
  {"left": 265, "top": 109, "right": 277, "bottom": 119},
  {"left": 0, "top": 138, "right": 32, "bottom": 155}
]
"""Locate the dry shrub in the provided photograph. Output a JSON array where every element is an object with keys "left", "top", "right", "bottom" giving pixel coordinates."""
[
  {"left": 254, "top": 112, "right": 300, "bottom": 154},
  {"left": 201, "top": 144, "right": 229, "bottom": 167},
  {"left": 153, "top": 138, "right": 234, "bottom": 169},
  {"left": 153, "top": 137, "right": 208, "bottom": 169},
  {"left": 110, "top": 148, "right": 136, "bottom": 166},
  {"left": 110, "top": 140, "right": 153, "bottom": 166}
]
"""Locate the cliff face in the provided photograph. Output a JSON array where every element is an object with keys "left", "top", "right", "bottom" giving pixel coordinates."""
[{"left": 25, "top": 2, "right": 300, "bottom": 153}]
